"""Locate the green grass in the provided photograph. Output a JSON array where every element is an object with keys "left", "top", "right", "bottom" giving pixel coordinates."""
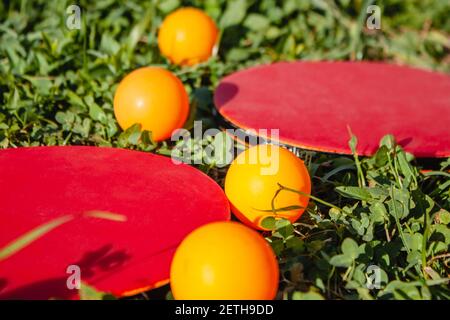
[{"left": 0, "top": 0, "right": 449, "bottom": 300}]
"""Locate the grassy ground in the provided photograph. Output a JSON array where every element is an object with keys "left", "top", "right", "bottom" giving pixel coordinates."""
[{"left": 0, "top": 0, "right": 449, "bottom": 300}]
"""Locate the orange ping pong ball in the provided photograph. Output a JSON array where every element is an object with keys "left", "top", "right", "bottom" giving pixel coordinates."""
[
  {"left": 170, "top": 221, "right": 279, "bottom": 300},
  {"left": 113, "top": 67, "right": 189, "bottom": 141},
  {"left": 225, "top": 144, "right": 311, "bottom": 230},
  {"left": 158, "top": 7, "right": 219, "bottom": 66}
]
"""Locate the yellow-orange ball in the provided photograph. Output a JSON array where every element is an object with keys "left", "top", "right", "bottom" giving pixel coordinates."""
[
  {"left": 170, "top": 221, "right": 279, "bottom": 300},
  {"left": 225, "top": 144, "right": 311, "bottom": 230},
  {"left": 113, "top": 67, "right": 189, "bottom": 141},
  {"left": 158, "top": 7, "right": 219, "bottom": 66}
]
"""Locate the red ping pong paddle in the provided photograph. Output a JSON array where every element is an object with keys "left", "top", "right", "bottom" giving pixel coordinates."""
[
  {"left": 0, "top": 146, "right": 230, "bottom": 299},
  {"left": 214, "top": 61, "right": 450, "bottom": 157}
]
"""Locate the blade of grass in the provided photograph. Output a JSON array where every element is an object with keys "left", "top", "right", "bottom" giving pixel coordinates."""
[
  {"left": 277, "top": 183, "right": 343, "bottom": 212},
  {"left": 0, "top": 215, "right": 74, "bottom": 261},
  {"left": 0, "top": 211, "right": 127, "bottom": 262}
]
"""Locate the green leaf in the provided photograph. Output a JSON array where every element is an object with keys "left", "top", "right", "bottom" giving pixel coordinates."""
[
  {"left": 353, "top": 219, "right": 366, "bottom": 236},
  {"left": 369, "top": 202, "right": 388, "bottom": 224},
  {"left": 261, "top": 216, "right": 276, "bottom": 230},
  {"left": 79, "top": 282, "right": 116, "bottom": 300},
  {"left": 341, "top": 238, "right": 360, "bottom": 260},
  {"left": 374, "top": 145, "right": 389, "bottom": 167},
  {"left": 292, "top": 291, "right": 324, "bottom": 300},
  {"left": 219, "top": 0, "right": 247, "bottom": 29},
  {"left": 100, "top": 34, "right": 121, "bottom": 56},
  {"left": 406, "top": 250, "right": 422, "bottom": 267},
  {"left": 244, "top": 14, "right": 270, "bottom": 31},
  {"left": 307, "top": 240, "right": 325, "bottom": 253},
  {"left": 436, "top": 209, "right": 450, "bottom": 224},
  {"left": 286, "top": 237, "right": 304, "bottom": 253},
  {"left": 348, "top": 134, "right": 358, "bottom": 153},
  {"left": 329, "top": 254, "right": 353, "bottom": 267},
  {"left": 89, "top": 103, "right": 107, "bottom": 124},
  {"left": 380, "top": 280, "right": 424, "bottom": 300},
  {"left": 269, "top": 239, "right": 284, "bottom": 256},
  {"left": 403, "top": 233, "right": 423, "bottom": 252},
  {"left": 66, "top": 90, "right": 85, "bottom": 108},
  {"left": 356, "top": 287, "right": 375, "bottom": 300},
  {"left": 380, "top": 134, "right": 396, "bottom": 149},
  {"left": 55, "top": 111, "right": 75, "bottom": 126},
  {"left": 118, "top": 123, "right": 143, "bottom": 146},
  {"left": 127, "top": 7, "right": 153, "bottom": 54},
  {"left": 274, "top": 218, "right": 294, "bottom": 238},
  {"left": 158, "top": 0, "right": 180, "bottom": 14},
  {"left": 7, "top": 87, "right": 20, "bottom": 110},
  {"left": 335, "top": 186, "right": 372, "bottom": 201},
  {"left": 396, "top": 151, "right": 415, "bottom": 183}
]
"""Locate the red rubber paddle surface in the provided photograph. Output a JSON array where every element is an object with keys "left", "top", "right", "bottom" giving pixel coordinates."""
[
  {"left": 0, "top": 147, "right": 230, "bottom": 299},
  {"left": 214, "top": 62, "right": 450, "bottom": 157}
]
